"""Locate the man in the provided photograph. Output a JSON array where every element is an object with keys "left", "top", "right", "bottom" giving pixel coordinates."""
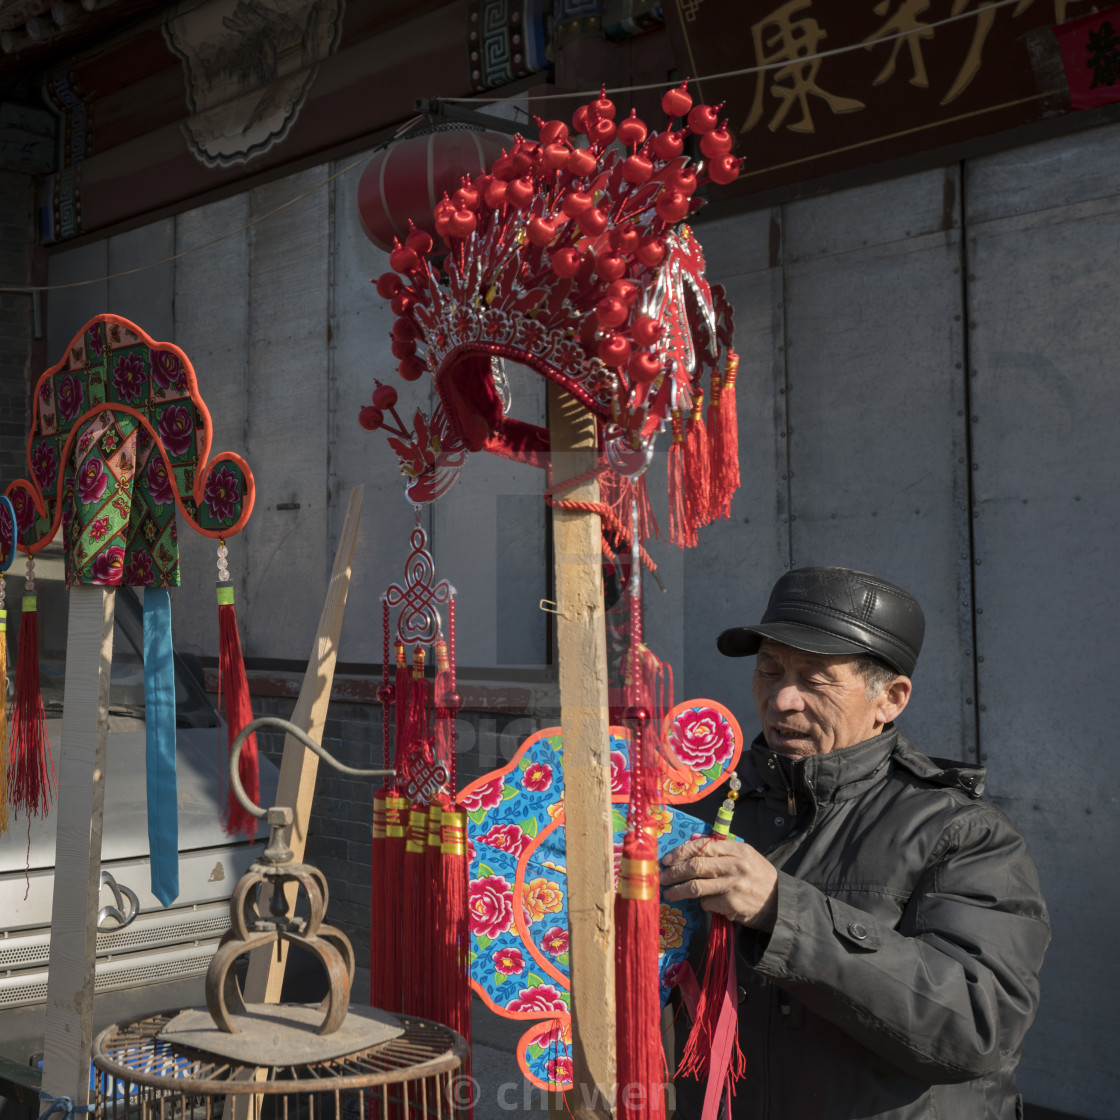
[{"left": 662, "top": 566, "right": 1049, "bottom": 1119}]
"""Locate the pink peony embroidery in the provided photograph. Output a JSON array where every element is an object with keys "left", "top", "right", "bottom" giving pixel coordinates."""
[
  {"left": 86, "top": 326, "right": 103, "bottom": 356},
  {"left": 469, "top": 874, "right": 514, "bottom": 939},
  {"left": 10, "top": 487, "right": 35, "bottom": 532},
  {"left": 460, "top": 775, "right": 505, "bottom": 813},
  {"left": 146, "top": 454, "right": 175, "bottom": 507},
  {"left": 112, "top": 353, "right": 147, "bottom": 402},
  {"left": 202, "top": 464, "right": 241, "bottom": 523},
  {"left": 610, "top": 749, "right": 630, "bottom": 797},
  {"left": 492, "top": 946, "right": 525, "bottom": 976},
  {"left": 56, "top": 375, "right": 84, "bottom": 423},
  {"left": 479, "top": 823, "right": 532, "bottom": 857},
  {"left": 534, "top": 1019, "right": 573, "bottom": 1049},
  {"left": 669, "top": 707, "right": 734, "bottom": 771},
  {"left": 123, "top": 551, "right": 155, "bottom": 586},
  {"left": 545, "top": 1057, "right": 574, "bottom": 1086},
  {"left": 152, "top": 350, "right": 186, "bottom": 391},
  {"left": 88, "top": 516, "right": 111, "bottom": 542},
  {"left": 77, "top": 457, "right": 109, "bottom": 505},
  {"left": 522, "top": 761, "right": 553, "bottom": 793},
  {"left": 539, "top": 926, "right": 569, "bottom": 956},
  {"left": 157, "top": 405, "right": 194, "bottom": 458},
  {"left": 507, "top": 984, "right": 567, "bottom": 1014},
  {"left": 30, "top": 443, "right": 58, "bottom": 493},
  {"left": 91, "top": 545, "right": 125, "bottom": 585}
]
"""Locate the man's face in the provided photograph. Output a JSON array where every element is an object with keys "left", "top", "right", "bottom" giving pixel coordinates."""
[{"left": 752, "top": 640, "right": 904, "bottom": 758}]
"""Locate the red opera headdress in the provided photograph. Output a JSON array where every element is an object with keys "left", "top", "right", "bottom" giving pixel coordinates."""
[{"left": 364, "top": 83, "right": 742, "bottom": 535}]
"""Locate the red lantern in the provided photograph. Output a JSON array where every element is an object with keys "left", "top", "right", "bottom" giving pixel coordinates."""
[{"left": 357, "top": 130, "right": 509, "bottom": 253}]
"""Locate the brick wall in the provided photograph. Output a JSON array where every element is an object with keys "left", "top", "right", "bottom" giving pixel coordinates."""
[{"left": 0, "top": 170, "right": 34, "bottom": 484}]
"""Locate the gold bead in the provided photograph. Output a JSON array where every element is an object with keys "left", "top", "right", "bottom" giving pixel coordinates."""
[{"left": 727, "top": 790, "right": 739, "bottom": 801}]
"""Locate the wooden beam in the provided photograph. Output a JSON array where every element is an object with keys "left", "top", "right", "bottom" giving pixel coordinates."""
[
  {"left": 40, "top": 586, "right": 116, "bottom": 1109},
  {"left": 547, "top": 382, "right": 616, "bottom": 1119}
]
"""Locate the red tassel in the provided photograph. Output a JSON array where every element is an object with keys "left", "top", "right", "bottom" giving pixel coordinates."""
[
  {"left": 400, "top": 802, "right": 430, "bottom": 1016},
  {"left": 218, "top": 591, "right": 258, "bottom": 838},
  {"left": 667, "top": 410, "right": 695, "bottom": 548},
  {"left": 423, "top": 799, "right": 444, "bottom": 1019},
  {"left": 615, "top": 828, "right": 666, "bottom": 1120},
  {"left": 707, "top": 352, "right": 740, "bottom": 522},
  {"left": 676, "top": 912, "right": 746, "bottom": 1084},
  {"left": 684, "top": 389, "right": 711, "bottom": 540},
  {"left": 378, "top": 792, "right": 408, "bottom": 1014},
  {"left": 7, "top": 594, "right": 53, "bottom": 818}
]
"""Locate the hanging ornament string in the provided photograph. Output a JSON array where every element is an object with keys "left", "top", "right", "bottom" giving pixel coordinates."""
[{"left": 544, "top": 463, "right": 657, "bottom": 574}]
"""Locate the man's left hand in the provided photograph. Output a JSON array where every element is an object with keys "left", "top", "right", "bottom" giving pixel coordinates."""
[{"left": 660, "top": 838, "right": 779, "bottom": 932}]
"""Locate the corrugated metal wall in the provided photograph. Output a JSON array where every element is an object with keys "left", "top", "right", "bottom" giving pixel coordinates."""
[{"left": 44, "top": 119, "right": 1120, "bottom": 1117}]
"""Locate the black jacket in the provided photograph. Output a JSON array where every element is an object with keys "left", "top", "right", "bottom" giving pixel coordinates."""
[{"left": 674, "top": 727, "right": 1050, "bottom": 1120}]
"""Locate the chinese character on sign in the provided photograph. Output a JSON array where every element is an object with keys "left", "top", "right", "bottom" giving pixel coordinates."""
[
  {"left": 1087, "top": 21, "right": 1120, "bottom": 89},
  {"left": 1054, "top": 8, "right": 1120, "bottom": 110},
  {"left": 862, "top": 0, "right": 934, "bottom": 88},
  {"left": 743, "top": 0, "right": 865, "bottom": 133}
]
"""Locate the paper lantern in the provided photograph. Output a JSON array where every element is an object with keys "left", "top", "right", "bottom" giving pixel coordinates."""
[{"left": 357, "top": 129, "right": 509, "bottom": 252}]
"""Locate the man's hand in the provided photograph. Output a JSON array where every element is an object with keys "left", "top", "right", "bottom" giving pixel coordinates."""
[{"left": 660, "top": 837, "right": 779, "bottom": 932}]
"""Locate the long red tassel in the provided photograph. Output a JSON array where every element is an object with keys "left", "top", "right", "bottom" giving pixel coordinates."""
[
  {"left": 616, "top": 827, "right": 666, "bottom": 1120},
  {"left": 684, "top": 389, "right": 711, "bottom": 540},
  {"left": 218, "top": 585, "right": 258, "bottom": 838},
  {"left": 666, "top": 410, "right": 695, "bottom": 548},
  {"left": 369, "top": 787, "right": 389, "bottom": 1007},
  {"left": 7, "top": 592, "right": 53, "bottom": 818},
  {"left": 400, "top": 801, "right": 429, "bottom": 1015},
  {"left": 380, "top": 791, "right": 408, "bottom": 1015},
  {"left": 707, "top": 352, "right": 740, "bottom": 522},
  {"left": 676, "top": 910, "right": 746, "bottom": 1085}
]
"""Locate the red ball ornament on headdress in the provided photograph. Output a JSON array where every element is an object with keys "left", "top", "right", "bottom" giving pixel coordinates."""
[
  {"left": 572, "top": 105, "right": 591, "bottom": 134},
  {"left": 636, "top": 237, "right": 667, "bottom": 267},
  {"left": 616, "top": 110, "right": 648, "bottom": 148},
  {"left": 507, "top": 177, "right": 535, "bottom": 208},
  {"left": 651, "top": 130, "right": 684, "bottom": 161},
  {"left": 662, "top": 82, "right": 693, "bottom": 119},
  {"left": 589, "top": 117, "right": 617, "bottom": 145},
  {"left": 390, "top": 244, "right": 420, "bottom": 274},
  {"left": 567, "top": 148, "right": 597, "bottom": 177},
  {"left": 376, "top": 273, "right": 403, "bottom": 299},
  {"left": 551, "top": 247, "right": 583, "bottom": 278},
  {"left": 628, "top": 351, "right": 662, "bottom": 384},
  {"left": 700, "top": 124, "right": 734, "bottom": 158},
  {"left": 598, "top": 333, "right": 632, "bottom": 368},
  {"left": 372, "top": 384, "right": 398, "bottom": 409},
  {"left": 539, "top": 119, "right": 569, "bottom": 146},
  {"left": 561, "top": 190, "right": 594, "bottom": 217},
  {"left": 359, "top": 405, "right": 384, "bottom": 430},
  {"left": 709, "top": 154, "right": 743, "bottom": 185},
  {"left": 399, "top": 356, "right": 426, "bottom": 381},
  {"left": 631, "top": 314, "right": 663, "bottom": 346},
  {"left": 595, "top": 252, "right": 628, "bottom": 282},
  {"left": 595, "top": 297, "right": 629, "bottom": 329},
  {"left": 622, "top": 154, "right": 653, "bottom": 184},
  {"left": 579, "top": 207, "right": 609, "bottom": 236},
  {"left": 687, "top": 104, "right": 720, "bottom": 134},
  {"left": 543, "top": 143, "right": 570, "bottom": 172},
  {"left": 592, "top": 92, "right": 617, "bottom": 120}
]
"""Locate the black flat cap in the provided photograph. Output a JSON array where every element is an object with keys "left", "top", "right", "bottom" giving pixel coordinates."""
[{"left": 717, "top": 566, "right": 925, "bottom": 677}]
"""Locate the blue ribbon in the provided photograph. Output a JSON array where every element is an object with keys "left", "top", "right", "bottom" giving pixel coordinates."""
[
  {"left": 144, "top": 587, "right": 178, "bottom": 906},
  {"left": 38, "top": 1095, "right": 96, "bottom": 1120}
]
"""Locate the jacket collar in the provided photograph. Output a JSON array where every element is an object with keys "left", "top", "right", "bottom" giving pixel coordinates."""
[{"left": 748, "top": 726, "right": 987, "bottom": 803}]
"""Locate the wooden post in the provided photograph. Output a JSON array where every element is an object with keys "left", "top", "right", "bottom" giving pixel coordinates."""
[
  {"left": 41, "top": 586, "right": 116, "bottom": 1109},
  {"left": 548, "top": 382, "right": 616, "bottom": 1118}
]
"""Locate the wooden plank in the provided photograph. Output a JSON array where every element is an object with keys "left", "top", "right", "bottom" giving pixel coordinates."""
[
  {"left": 40, "top": 586, "right": 116, "bottom": 1108},
  {"left": 547, "top": 382, "right": 615, "bottom": 1118},
  {"left": 242, "top": 482, "right": 364, "bottom": 1000},
  {"left": 228, "top": 485, "right": 362, "bottom": 1120}
]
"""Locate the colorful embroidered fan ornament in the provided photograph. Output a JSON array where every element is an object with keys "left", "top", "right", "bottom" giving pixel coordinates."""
[
  {"left": 458, "top": 699, "right": 741, "bottom": 1092},
  {"left": 361, "top": 82, "right": 741, "bottom": 548},
  {"left": 3, "top": 314, "right": 256, "bottom": 904}
]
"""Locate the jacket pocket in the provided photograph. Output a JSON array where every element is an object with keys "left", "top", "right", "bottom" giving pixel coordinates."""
[{"left": 826, "top": 895, "right": 883, "bottom": 950}]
